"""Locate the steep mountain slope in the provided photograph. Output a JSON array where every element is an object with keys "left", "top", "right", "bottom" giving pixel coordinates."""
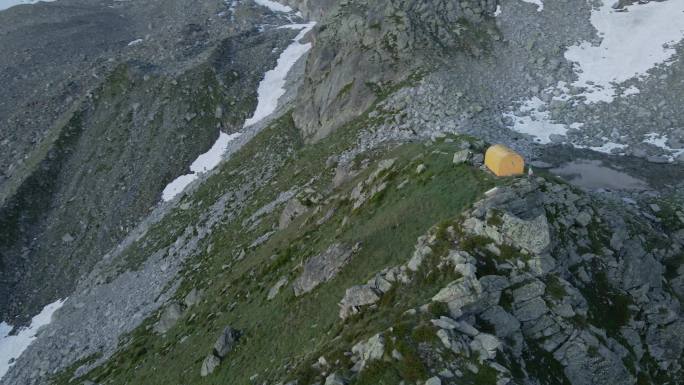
[
  {"left": 1, "top": 0, "right": 683, "bottom": 384},
  {"left": 0, "top": 0, "right": 300, "bottom": 325}
]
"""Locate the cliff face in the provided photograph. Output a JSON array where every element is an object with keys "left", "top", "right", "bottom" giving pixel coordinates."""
[{"left": 292, "top": 0, "right": 498, "bottom": 143}]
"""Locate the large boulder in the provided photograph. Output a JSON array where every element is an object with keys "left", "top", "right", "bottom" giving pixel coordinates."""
[
  {"left": 183, "top": 288, "right": 203, "bottom": 307},
  {"left": 293, "top": 243, "right": 353, "bottom": 296},
  {"left": 470, "top": 333, "right": 502, "bottom": 361},
  {"left": 200, "top": 354, "right": 220, "bottom": 377},
  {"left": 214, "top": 327, "right": 241, "bottom": 358},
  {"left": 200, "top": 326, "right": 241, "bottom": 377},
  {"left": 278, "top": 198, "right": 309, "bottom": 230},
  {"left": 500, "top": 212, "right": 551, "bottom": 254},
  {"left": 351, "top": 333, "right": 385, "bottom": 372},
  {"left": 153, "top": 303, "right": 183, "bottom": 334},
  {"left": 432, "top": 276, "right": 482, "bottom": 312},
  {"left": 339, "top": 285, "right": 381, "bottom": 319}
]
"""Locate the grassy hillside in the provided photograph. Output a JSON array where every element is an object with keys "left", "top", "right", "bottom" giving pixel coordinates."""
[{"left": 52, "top": 110, "right": 499, "bottom": 385}]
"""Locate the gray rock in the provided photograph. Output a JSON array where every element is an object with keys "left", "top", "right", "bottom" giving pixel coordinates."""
[
  {"left": 200, "top": 354, "right": 220, "bottom": 377},
  {"left": 437, "top": 329, "right": 452, "bottom": 349},
  {"left": 279, "top": 198, "right": 309, "bottom": 230},
  {"left": 432, "top": 316, "right": 459, "bottom": 330},
  {"left": 470, "top": 153, "right": 485, "bottom": 167},
  {"left": 470, "top": 333, "right": 502, "bottom": 360},
  {"left": 368, "top": 274, "right": 392, "bottom": 293},
  {"left": 153, "top": 303, "right": 183, "bottom": 334},
  {"left": 454, "top": 321, "right": 480, "bottom": 337},
  {"left": 293, "top": 244, "right": 353, "bottom": 296},
  {"left": 500, "top": 213, "right": 551, "bottom": 254},
  {"left": 647, "top": 155, "right": 670, "bottom": 164},
  {"left": 407, "top": 236, "right": 432, "bottom": 271},
  {"left": 575, "top": 211, "right": 592, "bottom": 227},
  {"left": 425, "top": 377, "right": 442, "bottom": 385},
  {"left": 183, "top": 288, "right": 202, "bottom": 307},
  {"left": 480, "top": 306, "right": 520, "bottom": 338},
  {"left": 351, "top": 333, "right": 385, "bottom": 371},
  {"left": 339, "top": 285, "right": 381, "bottom": 319},
  {"left": 432, "top": 276, "right": 482, "bottom": 311},
  {"left": 325, "top": 155, "right": 339, "bottom": 169},
  {"left": 267, "top": 277, "right": 289, "bottom": 300},
  {"left": 453, "top": 149, "right": 471, "bottom": 164},
  {"left": 213, "top": 326, "right": 240, "bottom": 359},
  {"left": 512, "top": 280, "right": 545, "bottom": 303},
  {"left": 324, "top": 373, "right": 347, "bottom": 385},
  {"left": 514, "top": 297, "right": 548, "bottom": 322},
  {"left": 555, "top": 333, "right": 634, "bottom": 385},
  {"left": 333, "top": 163, "right": 356, "bottom": 188}
]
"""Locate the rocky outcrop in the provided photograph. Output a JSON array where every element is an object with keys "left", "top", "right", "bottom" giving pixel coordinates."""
[
  {"left": 294, "top": 0, "right": 498, "bottom": 142},
  {"left": 350, "top": 333, "right": 385, "bottom": 372},
  {"left": 339, "top": 285, "right": 381, "bottom": 319},
  {"left": 324, "top": 175, "right": 683, "bottom": 385},
  {"left": 278, "top": 198, "right": 309, "bottom": 229},
  {"left": 153, "top": 303, "right": 183, "bottom": 334},
  {"left": 201, "top": 326, "right": 241, "bottom": 377},
  {"left": 293, "top": 243, "right": 353, "bottom": 296}
]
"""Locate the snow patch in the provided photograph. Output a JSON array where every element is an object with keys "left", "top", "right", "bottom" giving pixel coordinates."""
[
  {"left": 643, "top": 132, "right": 684, "bottom": 160},
  {"left": 504, "top": 97, "right": 571, "bottom": 144},
  {"left": 190, "top": 132, "right": 242, "bottom": 173},
  {"left": 0, "top": 299, "right": 66, "bottom": 380},
  {"left": 253, "top": 0, "right": 293, "bottom": 13},
  {"left": 127, "top": 39, "right": 144, "bottom": 47},
  {"left": 161, "top": 132, "right": 242, "bottom": 202},
  {"left": 494, "top": 5, "right": 502, "bottom": 17},
  {"left": 243, "top": 22, "right": 316, "bottom": 127},
  {"left": 621, "top": 85, "right": 640, "bottom": 97},
  {"left": 564, "top": 0, "right": 684, "bottom": 103},
  {"left": 0, "top": 0, "right": 55, "bottom": 11},
  {"left": 643, "top": 132, "right": 669, "bottom": 149},
  {"left": 520, "top": 0, "right": 543, "bottom": 12},
  {"left": 506, "top": 0, "right": 684, "bottom": 153},
  {"left": 583, "top": 141, "right": 628, "bottom": 154},
  {"left": 162, "top": 19, "right": 315, "bottom": 202}
]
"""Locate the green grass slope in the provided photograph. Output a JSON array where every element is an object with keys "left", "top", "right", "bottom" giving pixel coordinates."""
[{"left": 52, "top": 111, "right": 500, "bottom": 385}]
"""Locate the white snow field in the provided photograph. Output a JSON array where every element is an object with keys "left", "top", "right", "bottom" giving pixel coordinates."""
[
  {"left": 520, "top": 0, "right": 543, "bottom": 12},
  {"left": 243, "top": 22, "right": 316, "bottom": 127},
  {"left": 0, "top": 0, "right": 55, "bottom": 11},
  {"left": 508, "top": 0, "right": 684, "bottom": 152},
  {"left": 253, "top": 0, "right": 293, "bottom": 13},
  {"left": 0, "top": 299, "right": 66, "bottom": 380},
  {"left": 161, "top": 132, "right": 242, "bottom": 202},
  {"left": 162, "top": 5, "right": 315, "bottom": 201},
  {"left": 503, "top": 97, "right": 570, "bottom": 144},
  {"left": 565, "top": 0, "right": 684, "bottom": 103}
]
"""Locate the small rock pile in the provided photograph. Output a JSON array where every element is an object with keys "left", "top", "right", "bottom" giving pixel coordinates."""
[{"left": 200, "top": 326, "right": 241, "bottom": 377}]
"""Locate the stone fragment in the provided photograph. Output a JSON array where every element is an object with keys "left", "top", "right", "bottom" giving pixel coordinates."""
[
  {"left": 339, "top": 285, "right": 381, "bottom": 319},
  {"left": 153, "top": 303, "right": 182, "bottom": 334},
  {"left": 267, "top": 277, "right": 288, "bottom": 300},
  {"left": 200, "top": 354, "right": 220, "bottom": 377},
  {"left": 294, "top": 244, "right": 352, "bottom": 296}
]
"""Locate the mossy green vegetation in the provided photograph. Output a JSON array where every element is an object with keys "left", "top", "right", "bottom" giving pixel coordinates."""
[
  {"left": 580, "top": 268, "right": 633, "bottom": 338},
  {"left": 52, "top": 106, "right": 498, "bottom": 384}
]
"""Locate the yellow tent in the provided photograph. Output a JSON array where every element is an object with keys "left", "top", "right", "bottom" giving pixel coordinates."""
[{"left": 485, "top": 145, "right": 525, "bottom": 177}]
